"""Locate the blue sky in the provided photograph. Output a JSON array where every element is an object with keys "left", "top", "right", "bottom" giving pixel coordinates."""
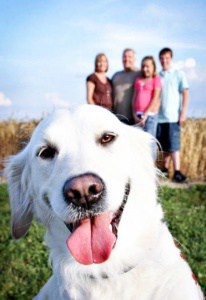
[{"left": 0, "top": 0, "right": 206, "bottom": 119}]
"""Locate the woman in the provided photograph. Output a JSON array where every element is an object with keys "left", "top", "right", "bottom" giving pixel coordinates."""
[
  {"left": 132, "top": 56, "right": 161, "bottom": 137},
  {"left": 86, "top": 53, "right": 113, "bottom": 110}
]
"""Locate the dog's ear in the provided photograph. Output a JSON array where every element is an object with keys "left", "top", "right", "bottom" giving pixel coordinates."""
[
  {"left": 127, "top": 126, "right": 156, "bottom": 169},
  {"left": 5, "top": 149, "right": 33, "bottom": 239},
  {"left": 130, "top": 126, "right": 154, "bottom": 154}
]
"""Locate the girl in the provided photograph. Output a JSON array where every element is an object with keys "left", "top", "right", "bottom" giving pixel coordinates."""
[{"left": 132, "top": 56, "right": 161, "bottom": 137}]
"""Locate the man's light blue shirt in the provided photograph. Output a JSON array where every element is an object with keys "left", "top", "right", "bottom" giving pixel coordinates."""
[{"left": 158, "top": 68, "right": 189, "bottom": 123}]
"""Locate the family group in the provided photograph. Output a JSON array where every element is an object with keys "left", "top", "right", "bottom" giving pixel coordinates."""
[{"left": 86, "top": 48, "right": 189, "bottom": 183}]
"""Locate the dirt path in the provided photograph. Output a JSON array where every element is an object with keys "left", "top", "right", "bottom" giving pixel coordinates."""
[{"left": 158, "top": 177, "right": 205, "bottom": 189}]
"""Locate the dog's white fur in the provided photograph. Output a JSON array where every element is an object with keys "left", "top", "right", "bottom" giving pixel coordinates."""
[{"left": 6, "top": 105, "right": 203, "bottom": 299}]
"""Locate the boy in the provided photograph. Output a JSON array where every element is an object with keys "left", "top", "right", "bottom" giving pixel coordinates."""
[{"left": 157, "top": 48, "right": 189, "bottom": 183}]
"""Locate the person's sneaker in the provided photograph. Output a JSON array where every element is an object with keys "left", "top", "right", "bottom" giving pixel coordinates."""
[{"left": 173, "top": 171, "right": 187, "bottom": 183}]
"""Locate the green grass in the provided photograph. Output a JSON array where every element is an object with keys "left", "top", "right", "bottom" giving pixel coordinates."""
[
  {"left": 158, "top": 185, "right": 206, "bottom": 294},
  {"left": 0, "top": 184, "right": 51, "bottom": 300},
  {"left": 0, "top": 183, "right": 206, "bottom": 299}
]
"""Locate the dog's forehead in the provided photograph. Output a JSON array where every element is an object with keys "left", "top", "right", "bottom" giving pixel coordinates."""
[
  {"left": 31, "top": 105, "right": 123, "bottom": 145},
  {"left": 73, "top": 105, "right": 122, "bottom": 131},
  {"left": 32, "top": 109, "right": 73, "bottom": 139},
  {"left": 44, "top": 106, "right": 120, "bottom": 132}
]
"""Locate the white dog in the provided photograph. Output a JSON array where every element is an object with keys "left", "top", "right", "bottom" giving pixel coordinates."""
[{"left": 6, "top": 105, "right": 204, "bottom": 299}]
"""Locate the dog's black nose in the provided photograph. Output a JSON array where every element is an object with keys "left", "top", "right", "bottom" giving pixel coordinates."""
[{"left": 63, "top": 173, "right": 104, "bottom": 208}]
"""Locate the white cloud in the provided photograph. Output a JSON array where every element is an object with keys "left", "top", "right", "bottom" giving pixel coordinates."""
[
  {"left": 173, "top": 58, "right": 196, "bottom": 70},
  {"left": 184, "top": 58, "right": 196, "bottom": 69},
  {"left": 45, "top": 93, "right": 70, "bottom": 108},
  {"left": 173, "top": 58, "right": 206, "bottom": 83},
  {"left": 185, "top": 69, "right": 199, "bottom": 81},
  {"left": 0, "top": 92, "right": 12, "bottom": 106}
]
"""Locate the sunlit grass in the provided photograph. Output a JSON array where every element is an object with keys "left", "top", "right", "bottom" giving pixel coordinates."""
[
  {"left": 1, "top": 118, "right": 206, "bottom": 180},
  {"left": 0, "top": 183, "right": 205, "bottom": 299}
]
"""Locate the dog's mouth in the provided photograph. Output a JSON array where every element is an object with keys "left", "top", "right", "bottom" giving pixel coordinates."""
[{"left": 65, "top": 182, "right": 130, "bottom": 265}]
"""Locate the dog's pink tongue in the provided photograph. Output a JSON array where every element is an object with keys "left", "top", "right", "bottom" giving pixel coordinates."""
[{"left": 67, "top": 213, "right": 116, "bottom": 265}]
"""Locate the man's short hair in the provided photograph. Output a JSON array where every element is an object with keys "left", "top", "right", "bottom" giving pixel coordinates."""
[
  {"left": 159, "top": 47, "right": 173, "bottom": 58},
  {"left": 122, "top": 48, "right": 136, "bottom": 56}
]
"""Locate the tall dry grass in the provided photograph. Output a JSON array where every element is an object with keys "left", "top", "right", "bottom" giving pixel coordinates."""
[
  {"left": 0, "top": 118, "right": 206, "bottom": 181},
  {"left": 156, "top": 118, "right": 206, "bottom": 181},
  {"left": 181, "top": 118, "right": 206, "bottom": 181},
  {"left": 0, "top": 119, "right": 38, "bottom": 170}
]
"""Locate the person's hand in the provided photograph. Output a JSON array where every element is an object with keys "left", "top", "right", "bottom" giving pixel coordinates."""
[
  {"left": 136, "top": 115, "right": 147, "bottom": 127},
  {"left": 135, "top": 116, "right": 141, "bottom": 124},
  {"left": 179, "top": 111, "right": 186, "bottom": 126}
]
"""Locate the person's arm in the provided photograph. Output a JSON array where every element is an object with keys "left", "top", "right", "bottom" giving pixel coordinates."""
[
  {"left": 132, "top": 90, "right": 140, "bottom": 124},
  {"left": 144, "top": 88, "right": 161, "bottom": 115},
  {"left": 136, "top": 88, "right": 161, "bottom": 128},
  {"left": 179, "top": 88, "right": 189, "bottom": 125},
  {"left": 86, "top": 81, "right": 96, "bottom": 105},
  {"left": 132, "top": 79, "right": 142, "bottom": 124}
]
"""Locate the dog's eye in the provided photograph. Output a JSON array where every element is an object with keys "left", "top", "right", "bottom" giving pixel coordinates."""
[
  {"left": 37, "top": 145, "right": 58, "bottom": 160},
  {"left": 100, "top": 132, "right": 116, "bottom": 145}
]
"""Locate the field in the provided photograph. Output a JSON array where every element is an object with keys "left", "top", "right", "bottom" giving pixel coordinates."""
[
  {"left": 0, "top": 118, "right": 206, "bottom": 180},
  {"left": 0, "top": 183, "right": 206, "bottom": 299}
]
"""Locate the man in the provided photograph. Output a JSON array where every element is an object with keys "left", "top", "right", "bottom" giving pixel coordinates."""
[
  {"left": 112, "top": 48, "right": 139, "bottom": 125},
  {"left": 157, "top": 47, "right": 189, "bottom": 183}
]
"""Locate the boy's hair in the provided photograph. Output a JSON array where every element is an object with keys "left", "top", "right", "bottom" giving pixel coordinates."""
[{"left": 159, "top": 47, "right": 173, "bottom": 58}]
